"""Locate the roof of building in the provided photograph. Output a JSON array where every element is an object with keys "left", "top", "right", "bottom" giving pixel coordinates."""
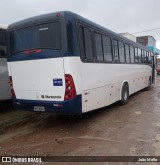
[{"left": 147, "top": 46, "right": 160, "bottom": 55}]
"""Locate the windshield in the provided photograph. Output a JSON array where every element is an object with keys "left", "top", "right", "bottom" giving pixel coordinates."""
[{"left": 10, "top": 22, "right": 61, "bottom": 54}]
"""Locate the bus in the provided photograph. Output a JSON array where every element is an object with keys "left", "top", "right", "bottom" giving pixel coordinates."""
[
  {"left": 7, "top": 11, "right": 156, "bottom": 115},
  {"left": 0, "top": 25, "right": 11, "bottom": 102}
]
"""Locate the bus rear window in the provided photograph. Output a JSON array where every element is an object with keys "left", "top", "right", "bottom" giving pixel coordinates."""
[{"left": 10, "top": 22, "right": 61, "bottom": 54}]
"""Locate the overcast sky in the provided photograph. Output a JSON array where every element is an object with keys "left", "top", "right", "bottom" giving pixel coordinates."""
[{"left": 1, "top": 0, "right": 160, "bottom": 48}]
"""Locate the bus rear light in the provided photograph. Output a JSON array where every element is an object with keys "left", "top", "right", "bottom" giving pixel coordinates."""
[
  {"left": 9, "top": 76, "right": 16, "bottom": 97},
  {"left": 64, "top": 74, "right": 76, "bottom": 101},
  {"left": 22, "top": 49, "right": 42, "bottom": 54}
]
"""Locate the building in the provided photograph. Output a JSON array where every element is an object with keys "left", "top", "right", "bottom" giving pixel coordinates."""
[
  {"left": 136, "top": 36, "right": 156, "bottom": 47},
  {"left": 119, "top": 32, "right": 136, "bottom": 42},
  {"left": 120, "top": 32, "right": 160, "bottom": 55},
  {"left": 136, "top": 35, "right": 160, "bottom": 55}
]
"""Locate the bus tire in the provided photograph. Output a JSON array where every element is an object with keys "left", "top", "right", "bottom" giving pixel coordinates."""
[
  {"left": 145, "top": 77, "right": 152, "bottom": 91},
  {"left": 120, "top": 83, "right": 129, "bottom": 105}
]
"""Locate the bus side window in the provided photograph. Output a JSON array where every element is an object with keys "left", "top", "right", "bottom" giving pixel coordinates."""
[
  {"left": 144, "top": 51, "right": 147, "bottom": 63},
  {"left": 113, "top": 40, "right": 119, "bottom": 63},
  {"left": 135, "top": 48, "right": 138, "bottom": 63},
  {"left": 146, "top": 52, "right": 149, "bottom": 63},
  {"left": 148, "top": 52, "right": 151, "bottom": 64},
  {"left": 95, "top": 33, "right": 103, "bottom": 61},
  {"left": 79, "top": 26, "right": 93, "bottom": 61},
  {"left": 103, "top": 35, "right": 112, "bottom": 62},
  {"left": 142, "top": 50, "right": 145, "bottom": 63},
  {"left": 130, "top": 45, "right": 135, "bottom": 63},
  {"left": 118, "top": 41, "right": 125, "bottom": 63},
  {"left": 125, "top": 44, "right": 130, "bottom": 63},
  {"left": 147, "top": 52, "right": 149, "bottom": 64},
  {"left": 138, "top": 48, "right": 141, "bottom": 63}
]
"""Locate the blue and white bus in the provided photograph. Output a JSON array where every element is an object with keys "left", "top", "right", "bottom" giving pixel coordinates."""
[
  {"left": 7, "top": 11, "right": 156, "bottom": 115},
  {"left": 0, "top": 25, "right": 11, "bottom": 102}
]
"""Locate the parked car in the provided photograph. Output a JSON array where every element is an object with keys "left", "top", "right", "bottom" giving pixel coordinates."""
[{"left": 156, "top": 63, "right": 160, "bottom": 75}]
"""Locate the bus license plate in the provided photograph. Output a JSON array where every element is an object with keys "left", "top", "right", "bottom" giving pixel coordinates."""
[{"left": 34, "top": 106, "right": 45, "bottom": 112}]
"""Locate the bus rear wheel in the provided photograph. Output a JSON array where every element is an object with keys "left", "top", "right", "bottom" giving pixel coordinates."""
[{"left": 120, "top": 83, "right": 129, "bottom": 105}]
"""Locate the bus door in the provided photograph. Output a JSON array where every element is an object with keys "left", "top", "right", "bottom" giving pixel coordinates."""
[{"left": 151, "top": 55, "right": 156, "bottom": 84}]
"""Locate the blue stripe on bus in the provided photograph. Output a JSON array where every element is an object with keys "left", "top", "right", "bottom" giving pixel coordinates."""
[
  {"left": 7, "top": 50, "right": 74, "bottom": 62},
  {"left": 12, "top": 94, "right": 82, "bottom": 115}
]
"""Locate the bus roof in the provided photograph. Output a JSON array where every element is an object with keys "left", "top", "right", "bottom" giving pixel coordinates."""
[{"left": 7, "top": 11, "right": 153, "bottom": 53}]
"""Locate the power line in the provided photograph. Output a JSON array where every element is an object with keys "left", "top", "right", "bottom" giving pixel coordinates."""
[{"left": 132, "top": 27, "right": 160, "bottom": 34}]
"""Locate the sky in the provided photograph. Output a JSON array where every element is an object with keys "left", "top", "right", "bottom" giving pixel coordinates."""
[{"left": 1, "top": 0, "right": 160, "bottom": 49}]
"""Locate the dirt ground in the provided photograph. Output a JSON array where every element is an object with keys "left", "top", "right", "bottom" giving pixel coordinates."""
[{"left": 1, "top": 76, "right": 160, "bottom": 165}]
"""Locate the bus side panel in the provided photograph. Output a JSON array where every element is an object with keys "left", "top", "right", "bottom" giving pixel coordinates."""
[{"left": 81, "top": 63, "right": 152, "bottom": 113}]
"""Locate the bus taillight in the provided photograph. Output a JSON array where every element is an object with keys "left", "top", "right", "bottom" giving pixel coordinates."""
[
  {"left": 9, "top": 76, "right": 16, "bottom": 97},
  {"left": 64, "top": 74, "right": 76, "bottom": 101},
  {"left": 22, "top": 49, "right": 42, "bottom": 54}
]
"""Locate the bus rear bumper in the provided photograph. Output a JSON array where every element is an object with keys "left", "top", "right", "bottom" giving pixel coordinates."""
[{"left": 12, "top": 95, "right": 82, "bottom": 115}]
